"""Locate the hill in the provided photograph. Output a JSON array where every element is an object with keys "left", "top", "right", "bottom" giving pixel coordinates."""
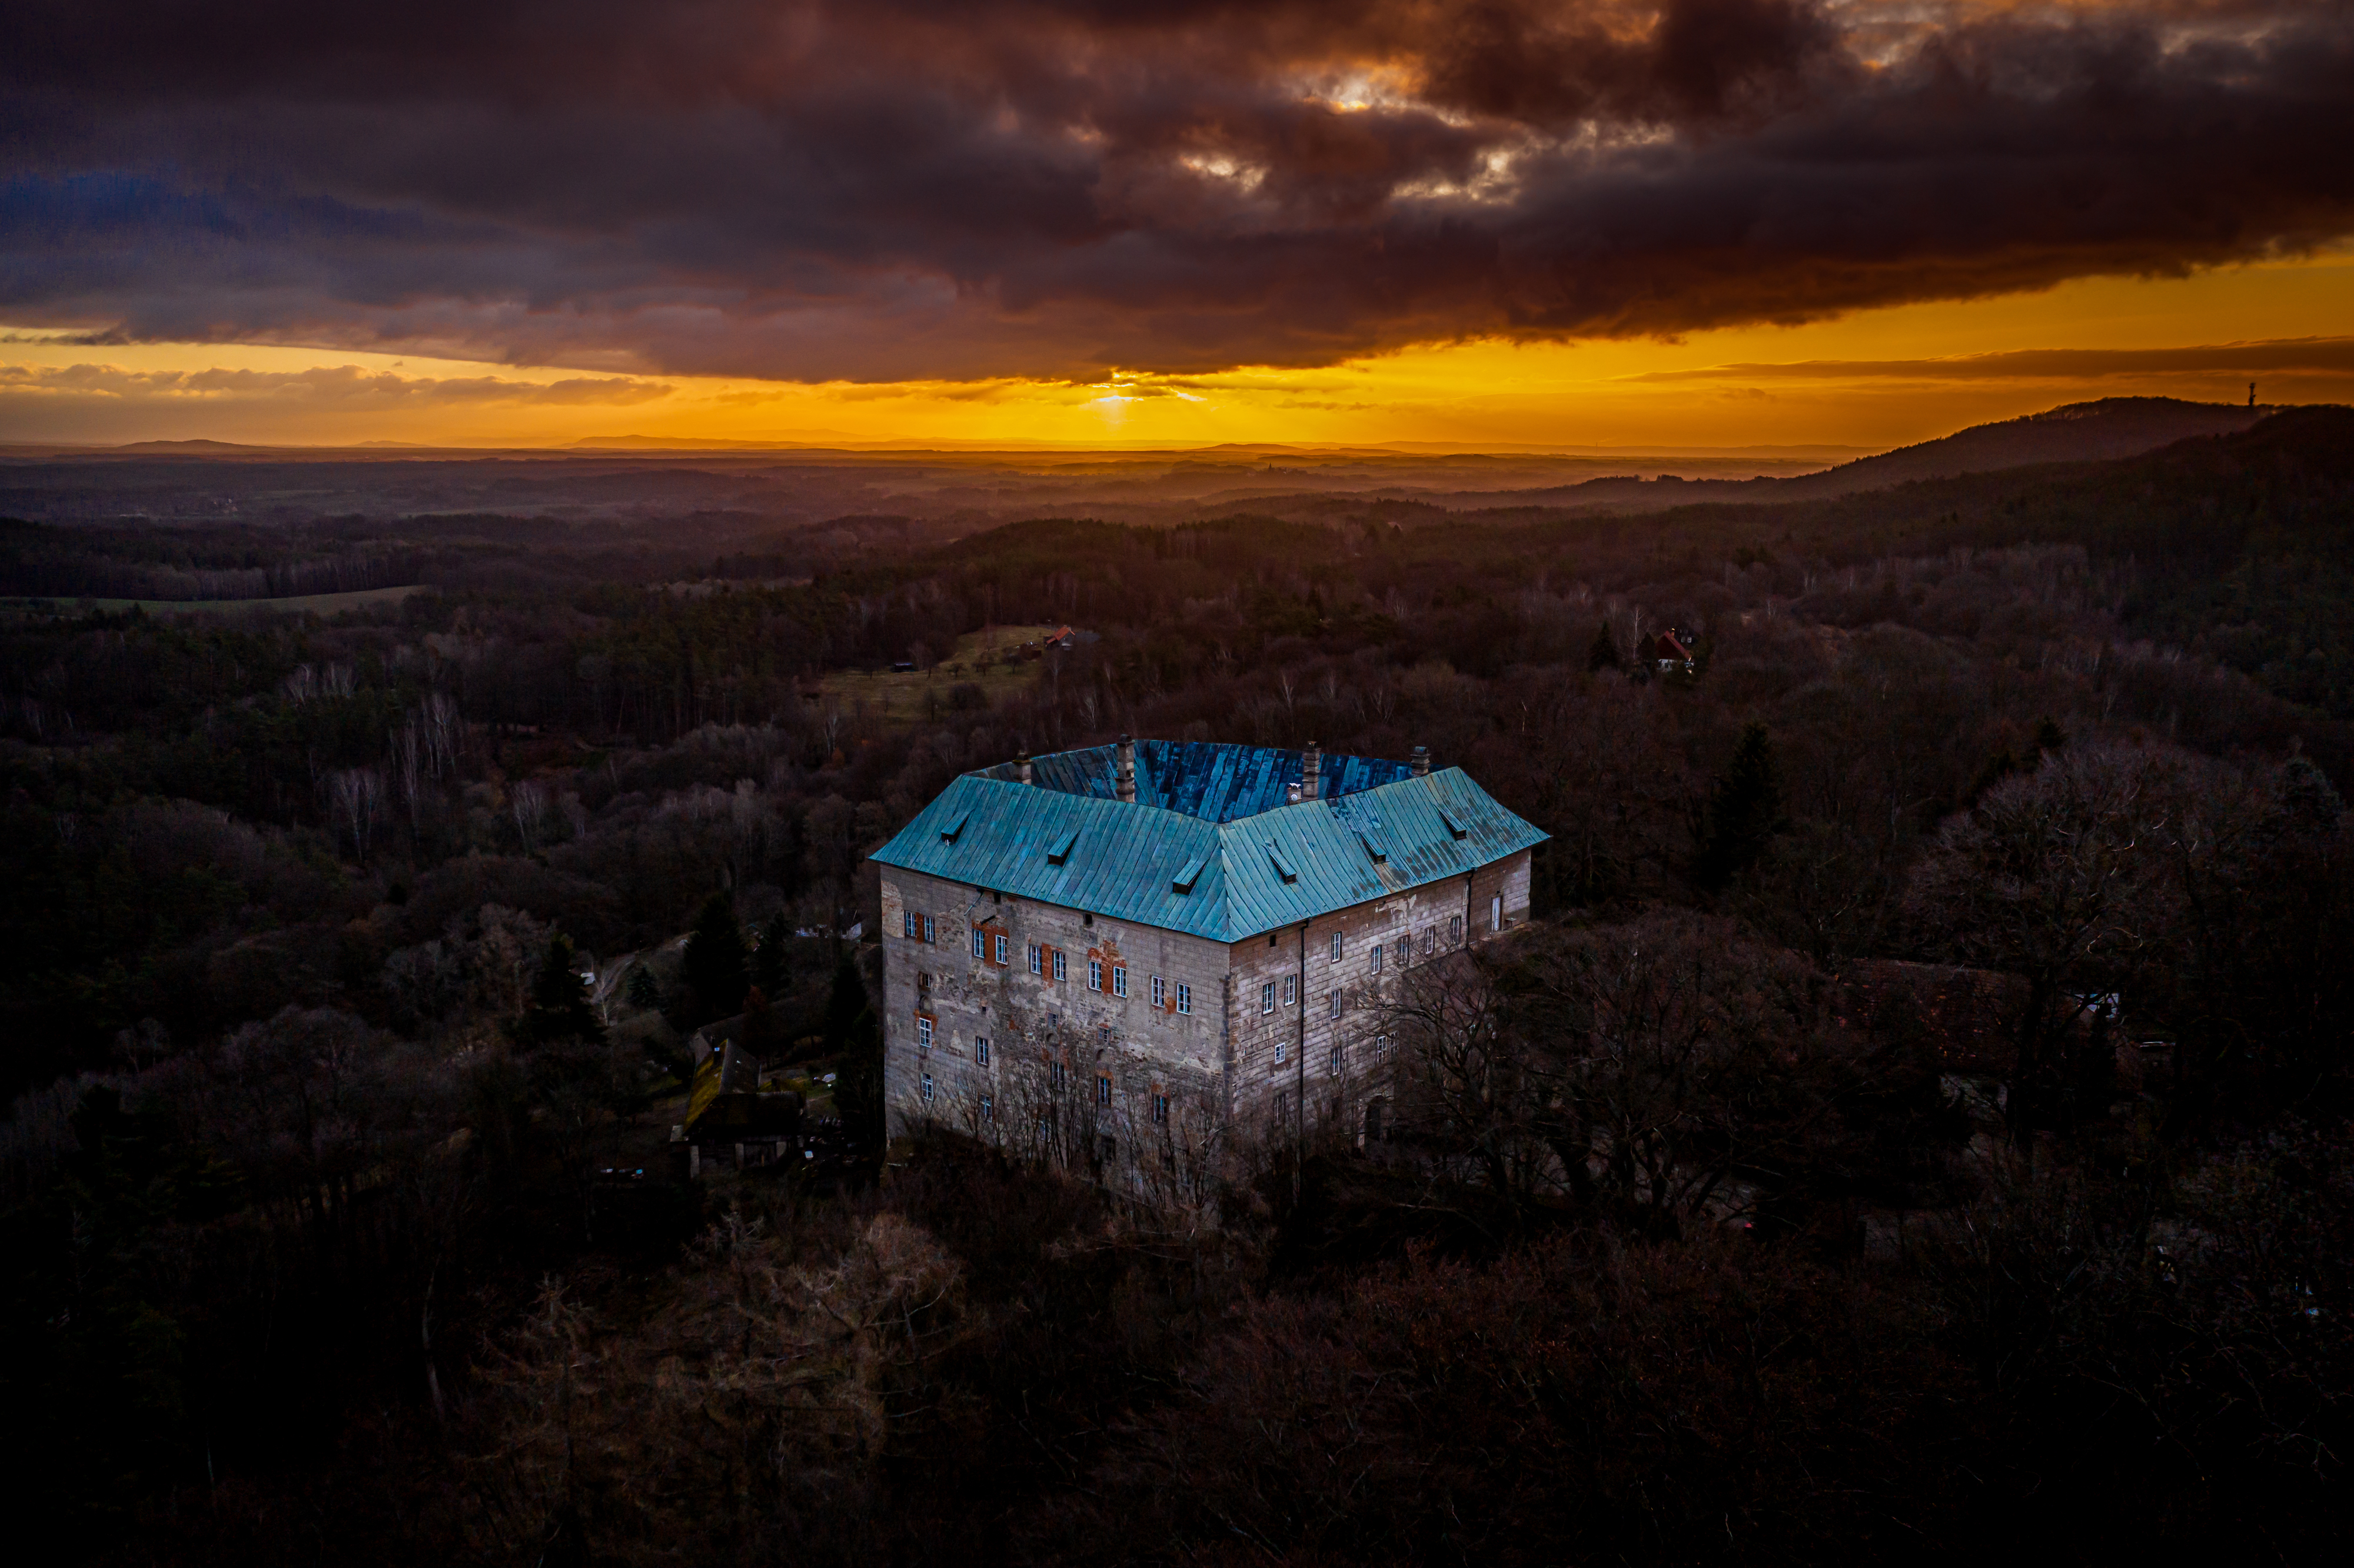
[{"left": 1777, "top": 396, "right": 2270, "bottom": 497}]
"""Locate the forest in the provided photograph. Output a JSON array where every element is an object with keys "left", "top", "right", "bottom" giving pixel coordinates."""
[{"left": 1, "top": 407, "right": 2349, "bottom": 1563}]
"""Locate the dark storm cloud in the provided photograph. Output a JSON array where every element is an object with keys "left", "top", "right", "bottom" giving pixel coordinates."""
[{"left": 2, "top": 1, "right": 2350, "bottom": 379}]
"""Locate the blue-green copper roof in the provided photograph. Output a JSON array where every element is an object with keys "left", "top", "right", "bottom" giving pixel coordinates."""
[{"left": 871, "top": 743, "right": 1547, "bottom": 943}]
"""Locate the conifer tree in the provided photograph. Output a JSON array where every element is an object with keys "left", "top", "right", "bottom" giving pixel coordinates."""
[
  {"left": 681, "top": 894, "right": 749, "bottom": 1022},
  {"left": 1695, "top": 723, "right": 1784, "bottom": 890},
  {"left": 1587, "top": 621, "right": 1622, "bottom": 673},
  {"left": 750, "top": 910, "right": 793, "bottom": 997},
  {"left": 514, "top": 934, "right": 605, "bottom": 1047},
  {"left": 825, "top": 956, "right": 885, "bottom": 1147}
]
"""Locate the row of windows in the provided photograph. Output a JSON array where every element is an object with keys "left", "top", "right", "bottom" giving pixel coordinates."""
[
  {"left": 922, "top": 900, "right": 1503, "bottom": 963},
  {"left": 915, "top": 1072, "right": 1173, "bottom": 1127},
  {"left": 1022, "top": 943, "right": 1192, "bottom": 1013},
  {"left": 1308, "top": 912, "right": 1477, "bottom": 963},
  {"left": 1258, "top": 981, "right": 1348, "bottom": 1018},
  {"left": 1259, "top": 916, "right": 1477, "bottom": 1003},
  {"left": 920, "top": 901, "right": 1501, "bottom": 1026}
]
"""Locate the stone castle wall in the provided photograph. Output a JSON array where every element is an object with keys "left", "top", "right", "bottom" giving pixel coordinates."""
[{"left": 878, "top": 846, "right": 1531, "bottom": 1170}]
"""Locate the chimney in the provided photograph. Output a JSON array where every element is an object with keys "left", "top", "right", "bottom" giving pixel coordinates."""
[
  {"left": 1115, "top": 734, "right": 1136, "bottom": 803},
  {"left": 1411, "top": 745, "right": 1430, "bottom": 777},
  {"left": 1016, "top": 747, "right": 1033, "bottom": 785},
  {"left": 1301, "top": 741, "right": 1321, "bottom": 801}
]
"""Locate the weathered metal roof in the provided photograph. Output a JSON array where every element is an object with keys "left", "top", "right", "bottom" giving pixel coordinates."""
[
  {"left": 972, "top": 740, "right": 1412, "bottom": 823},
  {"left": 873, "top": 743, "right": 1547, "bottom": 943}
]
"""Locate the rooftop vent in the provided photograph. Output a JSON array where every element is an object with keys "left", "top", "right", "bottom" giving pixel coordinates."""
[
  {"left": 1047, "top": 829, "right": 1079, "bottom": 866},
  {"left": 939, "top": 809, "right": 970, "bottom": 843},
  {"left": 1437, "top": 806, "right": 1468, "bottom": 841},
  {"left": 1172, "top": 854, "right": 1206, "bottom": 894},
  {"left": 1265, "top": 840, "right": 1298, "bottom": 884},
  {"left": 1357, "top": 830, "right": 1388, "bottom": 864}
]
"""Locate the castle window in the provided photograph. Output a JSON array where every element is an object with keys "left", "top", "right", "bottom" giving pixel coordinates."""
[
  {"left": 1150, "top": 974, "right": 1165, "bottom": 1007},
  {"left": 1112, "top": 964, "right": 1127, "bottom": 998},
  {"left": 1491, "top": 894, "right": 1502, "bottom": 931},
  {"left": 1330, "top": 931, "right": 1343, "bottom": 963},
  {"left": 1028, "top": 943, "right": 1042, "bottom": 973},
  {"left": 1096, "top": 1074, "right": 1113, "bottom": 1106},
  {"left": 971, "top": 928, "right": 985, "bottom": 958},
  {"left": 903, "top": 910, "right": 917, "bottom": 938},
  {"left": 1175, "top": 982, "right": 1192, "bottom": 1015},
  {"left": 1052, "top": 950, "right": 1067, "bottom": 982},
  {"left": 1282, "top": 975, "right": 1297, "bottom": 1006},
  {"left": 993, "top": 933, "right": 1009, "bottom": 966},
  {"left": 1152, "top": 1093, "right": 1169, "bottom": 1125},
  {"left": 1328, "top": 990, "right": 1341, "bottom": 1019},
  {"left": 920, "top": 1073, "right": 934, "bottom": 1104},
  {"left": 915, "top": 1015, "right": 933, "bottom": 1051},
  {"left": 923, "top": 915, "right": 934, "bottom": 943},
  {"left": 1450, "top": 915, "right": 1463, "bottom": 945},
  {"left": 1261, "top": 981, "right": 1275, "bottom": 1015},
  {"left": 1329, "top": 1042, "right": 1344, "bottom": 1076},
  {"left": 1088, "top": 958, "right": 1103, "bottom": 991},
  {"left": 976, "top": 1037, "right": 990, "bottom": 1067},
  {"left": 980, "top": 1094, "right": 994, "bottom": 1121},
  {"left": 1370, "top": 943, "right": 1383, "bottom": 974}
]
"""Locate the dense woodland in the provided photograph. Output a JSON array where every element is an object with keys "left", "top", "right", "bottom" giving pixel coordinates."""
[{"left": 3, "top": 408, "right": 2351, "bottom": 1562}]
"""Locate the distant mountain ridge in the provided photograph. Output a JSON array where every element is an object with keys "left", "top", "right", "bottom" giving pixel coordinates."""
[
  {"left": 1778, "top": 396, "right": 2269, "bottom": 498},
  {"left": 1429, "top": 397, "right": 2289, "bottom": 514}
]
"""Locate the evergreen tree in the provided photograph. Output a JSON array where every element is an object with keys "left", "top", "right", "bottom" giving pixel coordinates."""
[
  {"left": 625, "top": 965, "right": 661, "bottom": 1010},
  {"left": 1586, "top": 621, "right": 1622, "bottom": 673},
  {"left": 681, "top": 893, "right": 749, "bottom": 1022},
  {"left": 824, "top": 956, "right": 885, "bottom": 1148},
  {"left": 750, "top": 910, "right": 793, "bottom": 997},
  {"left": 514, "top": 934, "right": 606, "bottom": 1047},
  {"left": 1695, "top": 723, "right": 1784, "bottom": 891},
  {"left": 822, "top": 954, "right": 871, "bottom": 1050}
]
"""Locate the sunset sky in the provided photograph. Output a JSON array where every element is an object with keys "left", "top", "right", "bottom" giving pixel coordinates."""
[{"left": 5, "top": 0, "right": 2352, "bottom": 451}]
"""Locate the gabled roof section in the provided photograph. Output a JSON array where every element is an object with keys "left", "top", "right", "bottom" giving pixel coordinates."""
[
  {"left": 872, "top": 747, "right": 1547, "bottom": 943},
  {"left": 972, "top": 739, "right": 1412, "bottom": 823}
]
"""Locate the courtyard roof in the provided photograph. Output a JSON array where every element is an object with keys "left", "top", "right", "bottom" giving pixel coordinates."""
[{"left": 870, "top": 742, "right": 1547, "bottom": 943}]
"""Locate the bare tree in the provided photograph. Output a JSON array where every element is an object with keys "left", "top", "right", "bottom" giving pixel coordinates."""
[
  {"left": 511, "top": 778, "right": 550, "bottom": 854},
  {"left": 1389, "top": 914, "right": 1846, "bottom": 1233},
  {"left": 1908, "top": 744, "right": 2183, "bottom": 1143},
  {"left": 330, "top": 765, "right": 384, "bottom": 865}
]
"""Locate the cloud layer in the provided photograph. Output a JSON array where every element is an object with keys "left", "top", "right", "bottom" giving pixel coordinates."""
[{"left": 5, "top": 1, "right": 2352, "bottom": 381}]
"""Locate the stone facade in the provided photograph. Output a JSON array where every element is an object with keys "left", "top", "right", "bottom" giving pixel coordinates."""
[{"left": 879, "top": 846, "right": 1532, "bottom": 1168}]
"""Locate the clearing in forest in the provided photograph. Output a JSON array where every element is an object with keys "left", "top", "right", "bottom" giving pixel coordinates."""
[{"left": 806, "top": 622, "right": 1065, "bottom": 724}]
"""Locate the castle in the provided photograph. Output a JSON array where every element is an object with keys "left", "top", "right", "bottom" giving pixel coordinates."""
[{"left": 867, "top": 738, "right": 1545, "bottom": 1183}]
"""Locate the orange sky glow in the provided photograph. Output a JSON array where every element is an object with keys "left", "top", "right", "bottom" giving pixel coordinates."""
[{"left": 6, "top": 251, "right": 2348, "bottom": 452}]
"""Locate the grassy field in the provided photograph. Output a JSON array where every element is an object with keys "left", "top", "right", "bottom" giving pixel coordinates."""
[
  {"left": 0, "top": 584, "right": 430, "bottom": 618},
  {"left": 806, "top": 622, "right": 1060, "bottom": 724}
]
